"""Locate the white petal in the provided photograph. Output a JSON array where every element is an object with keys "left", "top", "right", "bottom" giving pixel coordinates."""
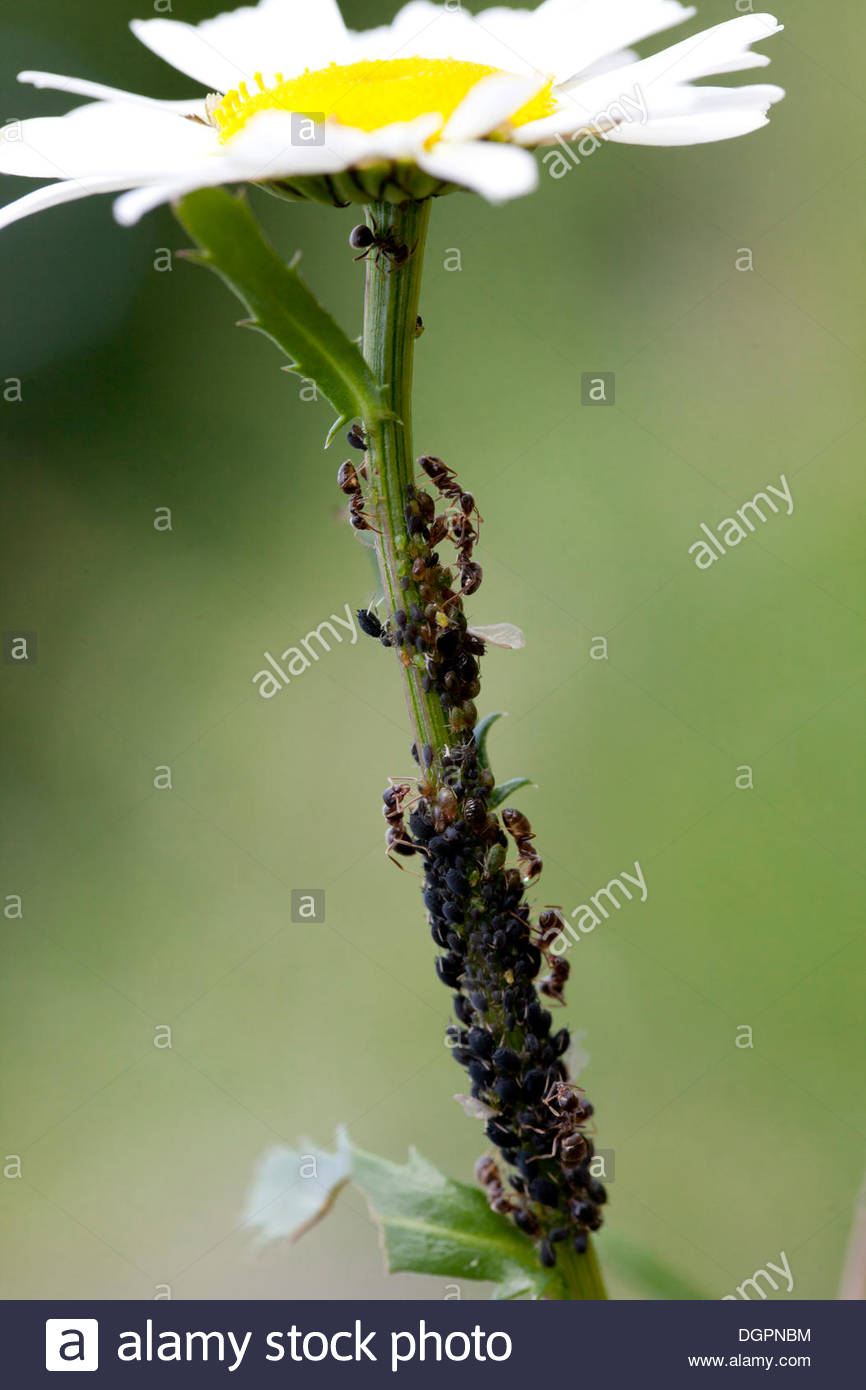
[
  {"left": 443, "top": 71, "right": 548, "bottom": 142},
  {"left": 517, "top": 75, "right": 784, "bottom": 144},
  {"left": 131, "top": 0, "right": 349, "bottom": 91},
  {"left": 514, "top": 88, "right": 631, "bottom": 145},
  {"left": 639, "top": 12, "right": 783, "bottom": 83},
  {"left": 473, "top": 0, "right": 697, "bottom": 84},
  {"left": 416, "top": 138, "right": 537, "bottom": 202},
  {"left": 0, "top": 102, "right": 216, "bottom": 180},
  {"left": 642, "top": 82, "right": 785, "bottom": 121},
  {"left": 561, "top": 12, "right": 782, "bottom": 94},
  {"left": 357, "top": 0, "right": 694, "bottom": 86},
  {"left": 110, "top": 116, "right": 366, "bottom": 225},
  {"left": 225, "top": 108, "right": 434, "bottom": 170},
  {"left": 341, "top": 114, "right": 440, "bottom": 161},
  {"left": 18, "top": 70, "right": 203, "bottom": 114},
  {"left": 576, "top": 48, "right": 639, "bottom": 80},
  {"left": 516, "top": 12, "right": 783, "bottom": 144},
  {"left": 112, "top": 179, "right": 223, "bottom": 226},
  {"left": 0, "top": 175, "right": 146, "bottom": 231},
  {"left": 112, "top": 108, "right": 444, "bottom": 225},
  {"left": 604, "top": 106, "right": 774, "bottom": 146},
  {"left": 348, "top": 2, "right": 532, "bottom": 70},
  {"left": 111, "top": 144, "right": 348, "bottom": 226}
]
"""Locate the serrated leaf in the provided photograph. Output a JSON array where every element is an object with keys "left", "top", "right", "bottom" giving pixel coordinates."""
[
  {"left": 245, "top": 1133, "right": 548, "bottom": 1296},
  {"left": 244, "top": 1128, "right": 351, "bottom": 1245},
  {"left": 604, "top": 1233, "right": 709, "bottom": 1300},
  {"left": 350, "top": 1143, "right": 551, "bottom": 1298},
  {"left": 244, "top": 1132, "right": 609, "bottom": 1299},
  {"left": 473, "top": 711, "right": 505, "bottom": 770},
  {"left": 489, "top": 777, "right": 533, "bottom": 810},
  {"left": 325, "top": 413, "right": 349, "bottom": 448},
  {"left": 174, "top": 188, "right": 385, "bottom": 433}
]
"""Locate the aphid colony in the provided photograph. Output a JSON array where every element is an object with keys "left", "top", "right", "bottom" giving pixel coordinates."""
[
  {"left": 408, "top": 743, "right": 606, "bottom": 1269},
  {"left": 347, "top": 446, "right": 486, "bottom": 740},
  {"left": 342, "top": 443, "right": 605, "bottom": 1268}
]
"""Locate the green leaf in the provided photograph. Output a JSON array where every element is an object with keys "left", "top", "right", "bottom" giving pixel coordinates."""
[
  {"left": 603, "top": 1233, "right": 709, "bottom": 1300},
  {"left": 174, "top": 188, "right": 386, "bottom": 435},
  {"left": 244, "top": 1130, "right": 552, "bottom": 1298},
  {"left": 350, "top": 1143, "right": 551, "bottom": 1298},
  {"left": 473, "top": 711, "right": 505, "bottom": 770},
  {"left": 489, "top": 777, "right": 533, "bottom": 811}
]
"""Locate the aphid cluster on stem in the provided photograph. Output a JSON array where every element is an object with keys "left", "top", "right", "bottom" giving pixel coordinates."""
[
  {"left": 408, "top": 734, "right": 606, "bottom": 1266},
  {"left": 343, "top": 447, "right": 606, "bottom": 1269},
  {"left": 358, "top": 453, "right": 488, "bottom": 739},
  {"left": 418, "top": 455, "right": 483, "bottom": 598}
]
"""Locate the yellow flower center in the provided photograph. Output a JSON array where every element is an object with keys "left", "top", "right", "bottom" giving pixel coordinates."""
[{"left": 210, "top": 58, "right": 555, "bottom": 143}]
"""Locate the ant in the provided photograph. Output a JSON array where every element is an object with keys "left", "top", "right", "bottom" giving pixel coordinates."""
[
  {"left": 502, "top": 807, "right": 543, "bottom": 884},
  {"left": 337, "top": 458, "right": 380, "bottom": 533},
  {"left": 418, "top": 456, "right": 483, "bottom": 533},
  {"left": 538, "top": 1080, "right": 595, "bottom": 1168},
  {"left": 539, "top": 955, "right": 570, "bottom": 1006},
  {"left": 382, "top": 782, "right": 420, "bottom": 867},
  {"left": 542, "top": 1079, "right": 594, "bottom": 1124},
  {"left": 419, "top": 454, "right": 459, "bottom": 493},
  {"left": 349, "top": 220, "right": 419, "bottom": 272},
  {"left": 474, "top": 1154, "right": 515, "bottom": 1217},
  {"left": 458, "top": 560, "right": 483, "bottom": 596},
  {"left": 535, "top": 908, "right": 566, "bottom": 957}
]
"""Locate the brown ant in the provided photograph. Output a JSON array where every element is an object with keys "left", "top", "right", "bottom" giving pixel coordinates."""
[
  {"left": 539, "top": 955, "right": 570, "bottom": 1006},
  {"left": 502, "top": 807, "right": 543, "bottom": 884},
  {"left": 462, "top": 797, "right": 489, "bottom": 835},
  {"left": 350, "top": 220, "right": 419, "bottom": 272},
  {"left": 458, "top": 560, "right": 483, "bottom": 596},
  {"left": 450, "top": 514, "right": 477, "bottom": 548},
  {"left": 336, "top": 459, "right": 365, "bottom": 492},
  {"left": 337, "top": 458, "right": 379, "bottom": 533},
  {"left": 543, "top": 1079, "right": 594, "bottom": 1124},
  {"left": 419, "top": 455, "right": 459, "bottom": 493},
  {"left": 535, "top": 908, "right": 566, "bottom": 957},
  {"left": 538, "top": 1080, "right": 595, "bottom": 1168},
  {"left": 382, "top": 782, "right": 421, "bottom": 867},
  {"left": 418, "top": 456, "right": 483, "bottom": 532},
  {"left": 474, "top": 1154, "right": 515, "bottom": 1217},
  {"left": 432, "top": 784, "right": 459, "bottom": 833}
]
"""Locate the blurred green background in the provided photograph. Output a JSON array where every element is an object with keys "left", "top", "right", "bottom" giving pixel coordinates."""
[{"left": 1, "top": 0, "right": 864, "bottom": 1300}]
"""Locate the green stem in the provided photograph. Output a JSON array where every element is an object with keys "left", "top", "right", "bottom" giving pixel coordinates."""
[
  {"left": 360, "top": 196, "right": 607, "bottom": 1302},
  {"left": 554, "top": 1239, "right": 608, "bottom": 1300},
  {"left": 361, "top": 198, "right": 450, "bottom": 764}
]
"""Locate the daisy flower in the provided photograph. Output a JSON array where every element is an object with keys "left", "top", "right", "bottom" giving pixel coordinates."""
[{"left": 0, "top": 0, "right": 784, "bottom": 229}]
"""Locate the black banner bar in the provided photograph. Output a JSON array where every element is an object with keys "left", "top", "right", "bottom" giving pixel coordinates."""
[{"left": 8, "top": 1298, "right": 859, "bottom": 1386}]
